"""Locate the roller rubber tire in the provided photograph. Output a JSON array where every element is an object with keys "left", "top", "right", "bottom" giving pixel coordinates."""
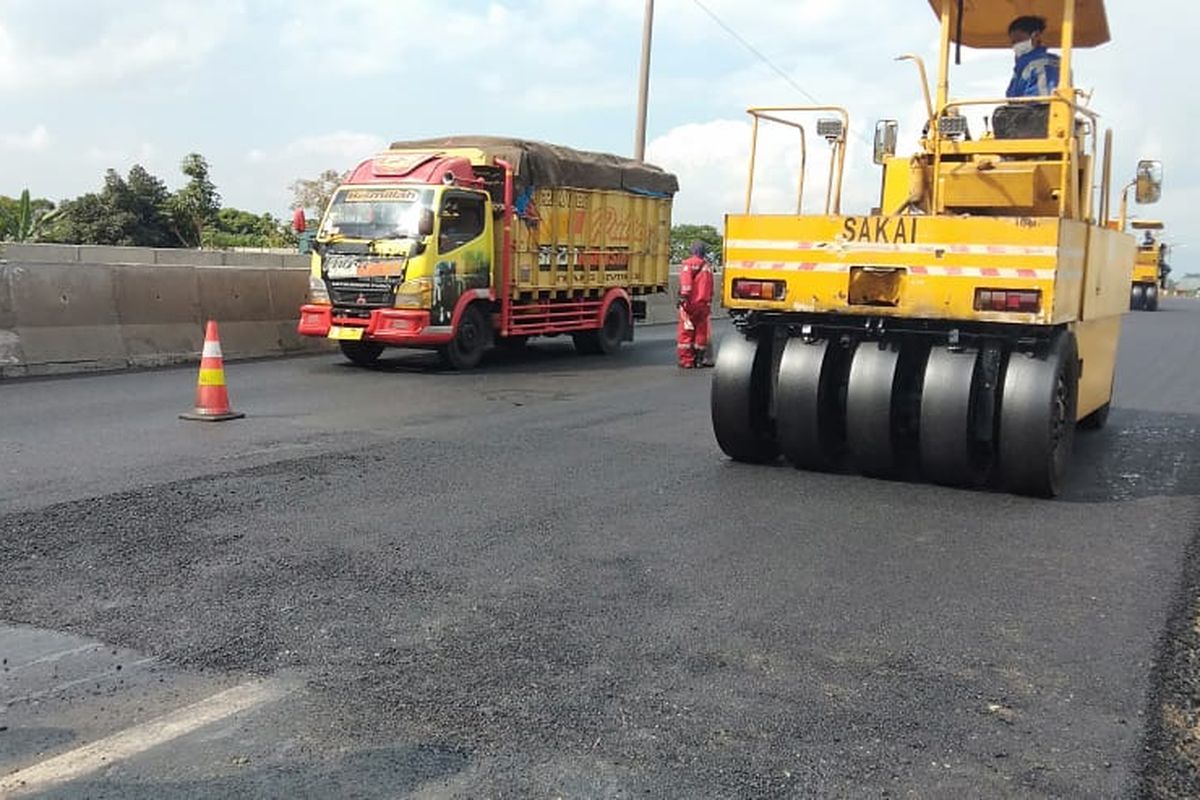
[
  {"left": 1130, "top": 284, "right": 1146, "bottom": 311},
  {"left": 919, "top": 348, "right": 986, "bottom": 487},
  {"left": 845, "top": 341, "right": 902, "bottom": 478},
  {"left": 998, "top": 334, "right": 1078, "bottom": 498},
  {"left": 711, "top": 334, "right": 779, "bottom": 464},
  {"left": 776, "top": 338, "right": 844, "bottom": 470},
  {"left": 1145, "top": 284, "right": 1159, "bottom": 312}
]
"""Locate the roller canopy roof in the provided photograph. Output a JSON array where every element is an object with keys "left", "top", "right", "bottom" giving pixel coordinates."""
[{"left": 926, "top": 0, "right": 1111, "bottom": 48}]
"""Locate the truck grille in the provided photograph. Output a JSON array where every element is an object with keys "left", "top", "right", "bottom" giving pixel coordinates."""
[{"left": 328, "top": 280, "right": 396, "bottom": 309}]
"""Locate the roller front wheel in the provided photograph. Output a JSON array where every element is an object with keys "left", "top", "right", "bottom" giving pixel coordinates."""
[{"left": 711, "top": 334, "right": 779, "bottom": 464}]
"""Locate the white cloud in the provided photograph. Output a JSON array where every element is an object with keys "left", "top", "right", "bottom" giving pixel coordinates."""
[
  {"left": 514, "top": 81, "right": 632, "bottom": 113},
  {"left": 0, "top": 2, "right": 244, "bottom": 92},
  {"left": 84, "top": 142, "right": 157, "bottom": 166},
  {"left": 277, "top": 0, "right": 625, "bottom": 115},
  {"left": 224, "top": 131, "right": 388, "bottom": 215},
  {"left": 649, "top": 118, "right": 816, "bottom": 227},
  {"left": 280, "top": 1, "right": 522, "bottom": 76},
  {"left": 0, "top": 124, "right": 48, "bottom": 151},
  {"left": 241, "top": 130, "right": 388, "bottom": 173},
  {"left": 278, "top": 132, "right": 388, "bottom": 161}
]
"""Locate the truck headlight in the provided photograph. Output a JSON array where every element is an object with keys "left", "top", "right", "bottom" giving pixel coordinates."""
[
  {"left": 308, "top": 275, "right": 331, "bottom": 305},
  {"left": 394, "top": 277, "right": 432, "bottom": 308}
]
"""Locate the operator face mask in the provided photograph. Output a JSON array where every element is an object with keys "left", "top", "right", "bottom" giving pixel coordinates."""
[{"left": 1012, "top": 38, "right": 1035, "bottom": 58}]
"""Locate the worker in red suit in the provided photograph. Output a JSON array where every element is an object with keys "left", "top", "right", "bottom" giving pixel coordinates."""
[{"left": 677, "top": 240, "right": 715, "bottom": 368}]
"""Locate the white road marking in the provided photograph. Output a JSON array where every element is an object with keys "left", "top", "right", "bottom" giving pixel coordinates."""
[
  {"left": 0, "top": 678, "right": 288, "bottom": 796},
  {"left": 8, "top": 643, "right": 103, "bottom": 672},
  {"left": 4, "top": 658, "right": 157, "bottom": 707}
]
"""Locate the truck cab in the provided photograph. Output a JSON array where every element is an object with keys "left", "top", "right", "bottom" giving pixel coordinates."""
[{"left": 298, "top": 152, "right": 500, "bottom": 367}]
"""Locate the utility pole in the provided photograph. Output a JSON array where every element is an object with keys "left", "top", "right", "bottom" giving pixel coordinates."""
[{"left": 634, "top": 0, "right": 655, "bottom": 162}]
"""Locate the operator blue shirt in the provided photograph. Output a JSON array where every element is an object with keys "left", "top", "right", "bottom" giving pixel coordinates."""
[{"left": 1006, "top": 46, "right": 1061, "bottom": 98}]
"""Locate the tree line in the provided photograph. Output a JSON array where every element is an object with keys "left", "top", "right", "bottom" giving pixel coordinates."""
[
  {"left": 1, "top": 154, "right": 298, "bottom": 250},
  {"left": 670, "top": 223, "right": 723, "bottom": 264},
  {"left": 2, "top": 155, "right": 725, "bottom": 259}
]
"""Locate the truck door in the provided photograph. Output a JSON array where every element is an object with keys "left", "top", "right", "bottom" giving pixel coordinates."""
[{"left": 431, "top": 191, "right": 491, "bottom": 325}]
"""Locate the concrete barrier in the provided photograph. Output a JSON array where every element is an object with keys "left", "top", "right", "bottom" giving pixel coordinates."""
[
  {"left": 0, "top": 263, "right": 20, "bottom": 370},
  {"left": 0, "top": 243, "right": 330, "bottom": 379},
  {"left": 0, "top": 243, "right": 720, "bottom": 378},
  {"left": 114, "top": 264, "right": 202, "bottom": 368},
  {"left": 8, "top": 261, "right": 127, "bottom": 374}
]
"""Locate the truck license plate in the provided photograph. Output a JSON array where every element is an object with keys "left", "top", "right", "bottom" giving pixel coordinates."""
[{"left": 328, "top": 326, "right": 364, "bottom": 341}]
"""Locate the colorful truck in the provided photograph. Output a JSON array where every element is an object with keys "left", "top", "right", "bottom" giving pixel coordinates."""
[{"left": 297, "top": 137, "right": 678, "bottom": 369}]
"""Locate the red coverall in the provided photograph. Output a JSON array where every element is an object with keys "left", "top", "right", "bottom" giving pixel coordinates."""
[{"left": 677, "top": 255, "right": 714, "bottom": 367}]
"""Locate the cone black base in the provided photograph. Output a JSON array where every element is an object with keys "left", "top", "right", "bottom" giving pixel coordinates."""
[{"left": 179, "top": 410, "right": 246, "bottom": 422}]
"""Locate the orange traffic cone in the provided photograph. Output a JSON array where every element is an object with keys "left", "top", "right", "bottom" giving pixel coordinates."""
[{"left": 180, "top": 321, "right": 245, "bottom": 422}]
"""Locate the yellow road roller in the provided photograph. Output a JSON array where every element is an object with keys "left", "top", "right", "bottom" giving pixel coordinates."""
[
  {"left": 711, "top": 0, "right": 1161, "bottom": 497},
  {"left": 1128, "top": 220, "right": 1168, "bottom": 312}
]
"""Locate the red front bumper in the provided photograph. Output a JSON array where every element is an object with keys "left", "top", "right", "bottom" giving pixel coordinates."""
[{"left": 297, "top": 305, "right": 453, "bottom": 346}]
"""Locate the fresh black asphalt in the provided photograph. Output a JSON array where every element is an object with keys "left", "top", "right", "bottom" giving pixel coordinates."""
[{"left": 2, "top": 304, "right": 1197, "bottom": 798}]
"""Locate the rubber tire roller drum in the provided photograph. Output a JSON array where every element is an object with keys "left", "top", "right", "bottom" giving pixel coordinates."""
[
  {"left": 711, "top": 334, "right": 779, "bottom": 464},
  {"left": 844, "top": 341, "right": 904, "bottom": 478},
  {"left": 1145, "top": 284, "right": 1159, "bottom": 312},
  {"left": 919, "top": 347, "right": 987, "bottom": 487},
  {"left": 1130, "top": 284, "right": 1146, "bottom": 311},
  {"left": 776, "top": 338, "right": 845, "bottom": 471},
  {"left": 998, "top": 333, "right": 1079, "bottom": 498}
]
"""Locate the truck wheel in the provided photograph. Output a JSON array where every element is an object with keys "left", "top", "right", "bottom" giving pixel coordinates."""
[
  {"left": 596, "top": 301, "right": 629, "bottom": 355},
  {"left": 1145, "top": 285, "right": 1159, "bottom": 311},
  {"left": 439, "top": 304, "right": 491, "bottom": 370},
  {"left": 340, "top": 340, "right": 384, "bottom": 367},
  {"left": 572, "top": 331, "right": 602, "bottom": 355}
]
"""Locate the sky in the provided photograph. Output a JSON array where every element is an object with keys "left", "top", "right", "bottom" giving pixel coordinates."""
[{"left": 1, "top": 0, "right": 1195, "bottom": 272}]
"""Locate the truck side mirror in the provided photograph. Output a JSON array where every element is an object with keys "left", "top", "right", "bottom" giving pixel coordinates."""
[
  {"left": 418, "top": 208, "right": 435, "bottom": 237},
  {"left": 873, "top": 120, "right": 899, "bottom": 165},
  {"left": 1136, "top": 159, "right": 1163, "bottom": 205}
]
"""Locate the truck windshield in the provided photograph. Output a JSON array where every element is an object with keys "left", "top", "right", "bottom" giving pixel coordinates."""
[{"left": 319, "top": 187, "right": 433, "bottom": 241}]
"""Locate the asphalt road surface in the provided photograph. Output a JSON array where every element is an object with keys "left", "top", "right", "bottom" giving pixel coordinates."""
[{"left": 2, "top": 303, "right": 1198, "bottom": 798}]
